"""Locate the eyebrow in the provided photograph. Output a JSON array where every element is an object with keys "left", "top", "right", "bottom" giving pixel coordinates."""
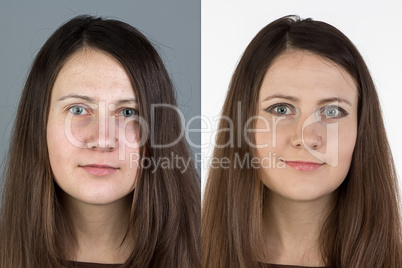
[
  {"left": 114, "top": 99, "right": 138, "bottom": 106},
  {"left": 57, "top": 94, "right": 137, "bottom": 105},
  {"left": 262, "top": 94, "right": 352, "bottom": 106}
]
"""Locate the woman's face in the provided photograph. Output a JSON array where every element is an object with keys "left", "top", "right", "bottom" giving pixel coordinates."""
[
  {"left": 254, "top": 50, "right": 358, "bottom": 201},
  {"left": 47, "top": 49, "right": 140, "bottom": 205}
]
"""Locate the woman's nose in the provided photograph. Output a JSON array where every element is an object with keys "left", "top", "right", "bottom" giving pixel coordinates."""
[
  {"left": 290, "top": 113, "right": 323, "bottom": 151},
  {"left": 86, "top": 104, "right": 117, "bottom": 151}
]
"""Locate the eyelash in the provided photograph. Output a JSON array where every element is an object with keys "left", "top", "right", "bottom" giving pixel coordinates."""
[
  {"left": 67, "top": 105, "right": 139, "bottom": 118},
  {"left": 68, "top": 105, "right": 91, "bottom": 116},
  {"left": 264, "top": 103, "right": 348, "bottom": 119},
  {"left": 116, "top": 108, "right": 139, "bottom": 118},
  {"left": 265, "top": 103, "right": 295, "bottom": 116}
]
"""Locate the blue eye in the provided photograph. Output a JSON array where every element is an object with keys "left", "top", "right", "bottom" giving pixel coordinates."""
[
  {"left": 320, "top": 106, "right": 347, "bottom": 119},
  {"left": 274, "top": 105, "right": 289, "bottom": 115},
  {"left": 69, "top": 105, "right": 88, "bottom": 115},
  {"left": 265, "top": 103, "right": 294, "bottom": 116},
  {"left": 324, "top": 106, "right": 339, "bottom": 117},
  {"left": 119, "top": 108, "right": 137, "bottom": 118}
]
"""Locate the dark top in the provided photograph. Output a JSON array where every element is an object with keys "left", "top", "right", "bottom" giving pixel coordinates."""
[{"left": 66, "top": 261, "right": 122, "bottom": 268}]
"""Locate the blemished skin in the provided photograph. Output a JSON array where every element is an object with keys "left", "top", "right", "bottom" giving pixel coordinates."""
[
  {"left": 47, "top": 48, "right": 140, "bottom": 207},
  {"left": 255, "top": 50, "right": 358, "bottom": 203}
]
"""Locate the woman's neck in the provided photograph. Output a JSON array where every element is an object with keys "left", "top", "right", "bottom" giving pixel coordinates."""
[
  {"left": 61, "top": 192, "right": 134, "bottom": 264},
  {"left": 262, "top": 191, "right": 333, "bottom": 266}
]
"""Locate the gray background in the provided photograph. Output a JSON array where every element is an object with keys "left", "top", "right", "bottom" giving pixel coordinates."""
[{"left": 0, "top": 0, "right": 201, "bottom": 196}]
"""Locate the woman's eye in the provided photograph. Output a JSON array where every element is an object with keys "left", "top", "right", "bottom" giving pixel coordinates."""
[
  {"left": 274, "top": 105, "right": 289, "bottom": 115},
  {"left": 320, "top": 106, "right": 348, "bottom": 119},
  {"left": 119, "top": 108, "right": 137, "bottom": 118},
  {"left": 68, "top": 105, "right": 88, "bottom": 115},
  {"left": 324, "top": 106, "right": 339, "bottom": 117},
  {"left": 265, "top": 103, "right": 294, "bottom": 116}
]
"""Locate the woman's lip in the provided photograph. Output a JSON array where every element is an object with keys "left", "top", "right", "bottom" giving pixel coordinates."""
[
  {"left": 81, "top": 164, "right": 118, "bottom": 169},
  {"left": 284, "top": 161, "right": 324, "bottom": 171},
  {"left": 80, "top": 165, "right": 118, "bottom": 176}
]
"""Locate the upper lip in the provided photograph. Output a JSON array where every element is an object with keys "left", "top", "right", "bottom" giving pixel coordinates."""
[
  {"left": 284, "top": 161, "right": 324, "bottom": 165},
  {"left": 80, "top": 164, "right": 119, "bottom": 169}
]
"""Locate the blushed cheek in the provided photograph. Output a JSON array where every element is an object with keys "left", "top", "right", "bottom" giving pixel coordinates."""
[
  {"left": 254, "top": 117, "right": 275, "bottom": 150},
  {"left": 124, "top": 124, "right": 140, "bottom": 144},
  {"left": 116, "top": 118, "right": 141, "bottom": 143},
  {"left": 47, "top": 126, "right": 68, "bottom": 178},
  {"left": 47, "top": 122, "right": 66, "bottom": 154},
  {"left": 255, "top": 118, "right": 286, "bottom": 158},
  {"left": 333, "top": 128, "right": 357, "bottom": 175},
  {"left": 69, "top": 118, "right": 93, "bottom": 143},
  {"left": 340, "top": 134, "right": 356, "bottom": 163}
]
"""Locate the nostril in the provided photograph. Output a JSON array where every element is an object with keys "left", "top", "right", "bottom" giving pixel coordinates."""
[
  {"left": 87, "top": 141, "right": 98, "bottom": 149},
  {"left": 108, "top": 138, "right": 119, "bottom": 150}
]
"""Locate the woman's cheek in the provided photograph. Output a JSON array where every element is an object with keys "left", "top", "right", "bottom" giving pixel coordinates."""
[{"left": 117, "top": 120, "right": 140, "bottom": 146}]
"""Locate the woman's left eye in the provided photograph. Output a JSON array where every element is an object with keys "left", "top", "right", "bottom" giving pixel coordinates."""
[
  {"left": 320, "top": 106, "right": 347, "bottom": 118},
  {"left": 68, "top": 105, "right": 88, "bottom": 115},
  {"left": 118, "top": 108, "right": 138, "bottom": 118}
]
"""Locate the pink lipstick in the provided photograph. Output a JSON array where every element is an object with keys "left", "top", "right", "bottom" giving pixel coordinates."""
[
  {"left": 285, "top": 161, "right": 324, "bottom": 171},
  {"left": 80, "top": 164, "right": 118, "bottom": 176}
]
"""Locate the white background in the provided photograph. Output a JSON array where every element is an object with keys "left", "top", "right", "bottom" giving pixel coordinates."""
[{"left": 201, "top": 0, "right": 402, "bottom": 196}]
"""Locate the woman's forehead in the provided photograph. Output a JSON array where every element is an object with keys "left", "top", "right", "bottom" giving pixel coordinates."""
[
  {"left": 259, "top": 51, "right": 358, "bottom": 104},
  {"left": 52, "top": 49, "right": 136, "bottom": 102}
]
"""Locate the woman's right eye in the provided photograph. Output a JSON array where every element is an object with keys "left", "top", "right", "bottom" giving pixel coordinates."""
[
  {"left": 68, "top": 105, "right": 88, "bottom": 115},
  {"left": 265, "top": 103, "right": 295, "bottom": 116}
]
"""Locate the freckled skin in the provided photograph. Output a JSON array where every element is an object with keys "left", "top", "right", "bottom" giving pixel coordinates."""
[{"left": 47, "top": 49, "right": 140, "bottom": 205}]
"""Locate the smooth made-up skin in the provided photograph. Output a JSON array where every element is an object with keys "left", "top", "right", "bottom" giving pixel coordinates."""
[
  {"left": 47, "top": 49, "right": 140, "bottom": 263},
  {"left": 254, "top": 50, "right": 358, "bottom": 265}
]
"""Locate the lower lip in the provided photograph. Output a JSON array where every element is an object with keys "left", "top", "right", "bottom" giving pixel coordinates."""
[
  {"left": 285, "top": 162, "right": 324, "bottom": 171},
  {"left": 81, "top": 166, "right": 118, "bottom": 176}
]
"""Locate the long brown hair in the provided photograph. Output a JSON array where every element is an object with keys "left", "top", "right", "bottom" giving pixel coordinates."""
[
  {"left": 0, "top": 15, "right": 200, "bottom": 267},
  {"left": 201, "top": 15, "right": 401, "bottom": 267}
]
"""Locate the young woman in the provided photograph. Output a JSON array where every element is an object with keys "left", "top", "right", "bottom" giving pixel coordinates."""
[
  {"left": 202, "top": 15, "right": 401, "bottom": 267},
  {"left": 0, "top": 15, "right": 200, "bottom": 267}
]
